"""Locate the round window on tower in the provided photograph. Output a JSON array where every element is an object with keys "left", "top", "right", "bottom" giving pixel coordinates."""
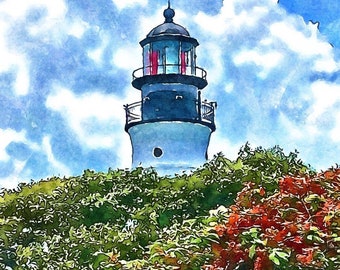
[{"left": 153, "top": 147, "right": 163, "bottom": 158}]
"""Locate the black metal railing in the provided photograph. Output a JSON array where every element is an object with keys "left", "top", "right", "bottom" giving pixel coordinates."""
[
  {"left": 124, "top": 99, "right": 215, "bottom": 130},
  {"left": 132, "top": 64, "right": 207, "bottom": 81},
  {"left": 200, "top": 100, "right": 216, "bottom": 123},
  {"left": 124, "top": 101, "right": 142, "bottom": 124}
]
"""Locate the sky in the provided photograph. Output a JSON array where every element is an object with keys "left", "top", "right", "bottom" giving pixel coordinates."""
[{"left": 0, "top": 0, "right": 340, "bottom": 188}]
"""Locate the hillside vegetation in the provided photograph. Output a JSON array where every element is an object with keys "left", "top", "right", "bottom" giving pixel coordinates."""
[{"left": 0, "top": 144, "right": 339, "bottom": 269}]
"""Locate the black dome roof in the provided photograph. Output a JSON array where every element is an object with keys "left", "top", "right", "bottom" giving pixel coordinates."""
[
  {"left": 147, "top": 22, "right": 190, "bottom": 37},
  {"left": 146, "top": 5, "right": 190, "bottom": 37}
]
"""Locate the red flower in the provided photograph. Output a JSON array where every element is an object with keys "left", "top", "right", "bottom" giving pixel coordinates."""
[
  {"left": 274, "top": 229, "right": 288, "bottom": 242},
  {"left": 296, "top": 249, "right": 314, "bottom": 265},
  {"left": 279, "top": 177, "right": 308, "bottom": 196},
  {"left": 229, "top": 213, "right": 239, "bottom": 226},
  {"left": 215, "top": 224, "right": 226, "bottom": 237},
  {"left": 259, "top": 187, "right": 266, "bottom": 197}
]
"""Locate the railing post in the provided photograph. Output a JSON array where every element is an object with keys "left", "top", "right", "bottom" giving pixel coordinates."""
[
  {"left": 198, "top": 91, "right": 202, "bottom": 121},
  {"left": 124, "top": 104, "right": 128, "bottom": 125},
  {"left": 141, "top": 98, "right": 143, "bottom": 121}
]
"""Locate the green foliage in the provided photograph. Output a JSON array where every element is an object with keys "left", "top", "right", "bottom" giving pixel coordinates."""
[{"left": 0, "top": 144, "right": 313, "bottom": 269}]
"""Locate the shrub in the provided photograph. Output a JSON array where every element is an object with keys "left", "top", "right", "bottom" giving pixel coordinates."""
[
  {"left": 206, "top": 168, "right": 340, "bottom": 269},
  {"left": 0, "top": 144, "right": 317, "bottom": 269}
]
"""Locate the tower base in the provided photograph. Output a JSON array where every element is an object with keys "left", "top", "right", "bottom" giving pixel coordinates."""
[{"left": 127, "top": 121, "right": 212, "bottom": 175}]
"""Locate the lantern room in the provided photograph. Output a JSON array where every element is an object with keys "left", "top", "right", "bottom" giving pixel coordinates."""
[{"left": 132, "top": 3, "right": 207, "bottom": 90}]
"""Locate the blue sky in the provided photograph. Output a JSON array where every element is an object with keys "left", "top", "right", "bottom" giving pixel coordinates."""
[{"left": 0, "top": 0, "right": 340, "bottom": 188}]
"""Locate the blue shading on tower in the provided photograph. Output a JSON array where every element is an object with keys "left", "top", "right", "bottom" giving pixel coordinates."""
[{"left": 124, "top": 3, "right": 216, "bottom": 174}]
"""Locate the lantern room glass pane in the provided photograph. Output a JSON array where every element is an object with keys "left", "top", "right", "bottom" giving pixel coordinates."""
[
  {"left": 163, "top": 40, "right": 179, "bottom": 74},
  {"left": 152, "top": 41, "right": 165, "bottom": 74},
  {"left": 180, "top": 42, "right": 195, "bottom": 75},
  {"left": 143, "top": 44, "right": 150, "bottom": 75}
]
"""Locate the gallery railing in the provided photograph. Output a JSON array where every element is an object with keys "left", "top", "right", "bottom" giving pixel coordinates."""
[
  {"left": 124, "top": 99, "right": 216, "bottom": 131},
  {"left": 200, "top": 100, "right": 216, "bottom": 124},
  {"left": 132, "top": 64, "right": 207, "bottom": 80},
  {"left": 124, "top": 101, "right": 142, "bottom": 124}
]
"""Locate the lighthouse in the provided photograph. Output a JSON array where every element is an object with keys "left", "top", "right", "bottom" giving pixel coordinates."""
[{"left": 124, "top": 2, "right": 216, "bottom": 174}]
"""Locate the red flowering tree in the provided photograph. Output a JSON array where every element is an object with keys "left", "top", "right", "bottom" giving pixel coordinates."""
[{"left": 207, "top": 169, "right": 340, "bottom": 269}]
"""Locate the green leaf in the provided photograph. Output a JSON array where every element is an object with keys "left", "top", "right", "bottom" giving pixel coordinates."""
[
  {"left": 234, "top": 158, "right": 243, "bottom": 170},
  {"left": 93, "top": 253, "right": 110, "bottom": 268},
  {"left": 275, "top": 251, "right": 290, "bottom": 261},
  {"left": 269, "top": 252, "right": 280, "bottom": 265},
  {"left": 249, "top": 244, "right": 256, "bottom": 259}
]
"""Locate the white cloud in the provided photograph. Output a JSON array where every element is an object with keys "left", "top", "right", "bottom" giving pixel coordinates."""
[
  {"left": 202, "top": 43, "right": 223, "bottom": 85},
  {"left": 45, "top": 86, "right": 135, "bottom": 170},
  {"left": 87, "top": 31, "right": 109, "bottom": 64},
  {"left": 0, "top": 131, "right": 70, "bottom": 188},
  {"left": 46, "top": 86, "right": 126, "bottom": 149},
  {"left": 224, "top": 82, "right": 234, "bottom": 93},
  {"left": 331, "top": 111, "right": 340, "bottom": 142},
  {"left": 67, "top": 19, "right": 90, "bottom": 39},
  {"left": 313, "top": 57, "right": 338, "bottom": 73},
  {"left": 297, "top": 80, "right": 340, "bottom": 143},
  {"left": 194, "top": 0, "right": 273, "bottom": 36},
  {"left": 113, "top": 47, "right": 140, "bottom": 70},
  {"left": 0, "top": 21, "right": 30, "bottom": 95},
  {"left": 208, "top": 133, "right": 241, "bottom": 161},
  {"left": 195, "top": 0, "right": 338, "bottom": 78},
  {"left": 116, "top": 134, "right": 132, "bottom": 169},
  {"left": 0, "top": 52, "right": 30, "bottom": 96},
  {"left": 278, "top": 112, "right": 303, "bottom": 140},
  {"left": 0, "top": 0, "right": 66, "bottom": 20},
  {"left": 0, "top": 160, "right": 27, "bottom": 189},
  {"left": 233, "top": 50, "right": 283, "bottom": 78},
  {"left": 0, "top": 0, "right": 67, "bottom": 41},
  {"left": 234, "top": 50, "right": 282, "bottom": 69},
  {"left": 111, "top": 0, "right": 147, "bottom": 11},
  {"left": 307, "top": 81, "right": 340, "bottom": 123},
  {"left": 270, "top": 21, "right": 332, "bottom": 58},
  {"left": 138, "top": 6, "right": 164, "bottom": 38},
  {"left": 42, "top": 136, "right": 71, "bottom": 176},
  {"left": 0, "top": 129, "right": 41, "bottom": 189},
  {"left": 0, "top": 0, "right": 68, "bottom": 96},
  {"left": 13, "top": 56, "right": 30, "bottom": 96},
  {"left": 0, "top": 129, "right": 27, "bottom": 161}
]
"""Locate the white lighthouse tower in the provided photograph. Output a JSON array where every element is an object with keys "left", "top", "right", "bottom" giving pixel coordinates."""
[{"left": 124, "top": 2, "right": 216, "bottom": 174}]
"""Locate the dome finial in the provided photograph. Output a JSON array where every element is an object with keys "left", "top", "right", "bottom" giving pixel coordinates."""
[{"left": 163, "top": 0, "right": 175, "bottom": 23}]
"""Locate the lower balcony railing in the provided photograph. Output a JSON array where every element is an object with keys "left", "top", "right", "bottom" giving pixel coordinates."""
[
  {"left": 124, "top": 100, "right": 216, "bottom": 131},
  {"left": 124, "top": 101, "right": 142, "bottom": 124}
]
